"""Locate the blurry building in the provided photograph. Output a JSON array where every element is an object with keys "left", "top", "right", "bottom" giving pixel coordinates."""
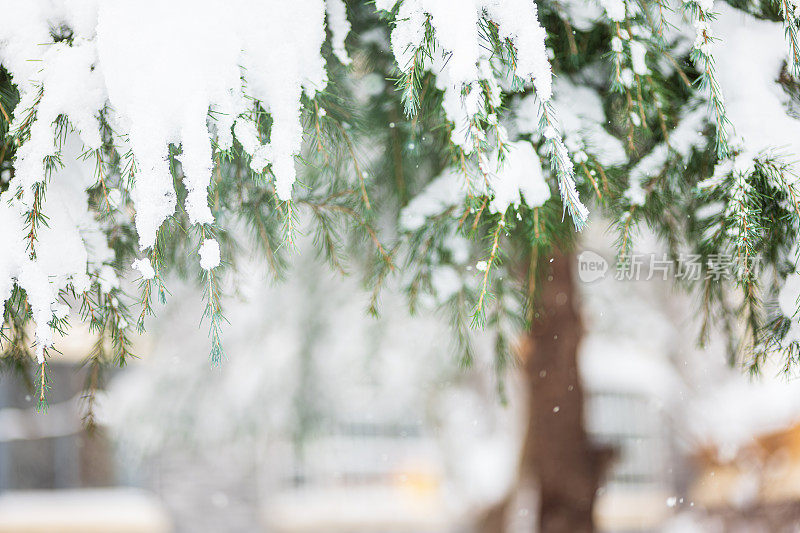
[
  {"left": 0, "top": 361, "right": 111, "bottom": 491},
  {"left": 581, "top": 337, "right": 681, "bottom": 533},
  {"left": 0, "top": 328, "right": 170, "bottom": 533},
  {"left": 260, "top": 418, "right": 456, "bottom": 532}
]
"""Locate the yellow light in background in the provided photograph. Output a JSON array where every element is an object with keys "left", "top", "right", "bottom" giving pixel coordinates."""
[{"left": 392, "top": 464, "right": 440, "bottom": 500}]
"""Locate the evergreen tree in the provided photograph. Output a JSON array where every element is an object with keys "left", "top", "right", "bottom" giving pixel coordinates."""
[{"left": 3, "top": 0, "right": 800, "bottom": 530}]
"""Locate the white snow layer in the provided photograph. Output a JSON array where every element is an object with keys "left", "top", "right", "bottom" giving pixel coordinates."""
[
  {"left": 489, "top": 141, "right": 550, "bottom": 213},
  {"left": 198, "top": 239, "right": 221, "bottom": 271},
  {"left": 599, "top": 0, "right": 626, "bottom": 22},
  {"left": 0, "top": 135, "right": 114, "bottom": 362},
  {"left": 131, "top": 258, "right": 156, "bottom": 281},
  {"left": 713, "top": 5, "right": 800, "bottom": 173},
  {"left": 3, "top": 0, "right": 800, "bottom": 359},
  {"left": 400, "top": 140, "right": 550, "bottom": 229},
  {"left": 389, "top": 0, "right": 552, "bottom": 152},
  {"left": 707, "top": 6, "right": 800, "bottom": 327},
  {"left": 0, "top": 0, "right": 351, "bottom": 357},
  {"left": 689, "top": 369, "right": 800, "bottom": 457},
  {"left": 514, "top": 78, "right": 628, "bottom": 169},
  {"left": 0, "top": 0, "right": 353, "bottom": 248},
  {"left": 624, "top": 105, "right": 707, "bottom": 206},
  {"left": 624, "top": 5, "right": 800, "bottom": 206}
]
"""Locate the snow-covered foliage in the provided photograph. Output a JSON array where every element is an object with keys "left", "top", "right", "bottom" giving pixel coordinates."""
[
  {"left": 0, "top": 0, "right": 353, "bottom": 362},
  {"left": 400, "top": 140, "right": 550, "bottom": 225},
  {"left": 4, "top": 0, "right": 800, "bottom": 394},
  {"left": 0, "top": 136, "right": 113, "bottom": 361},
  {"left": 379, "top": 0, "right": 588, "bottom": 229},
  {"left": 4, "top": 0, "right": 342, "bottom": 238}
]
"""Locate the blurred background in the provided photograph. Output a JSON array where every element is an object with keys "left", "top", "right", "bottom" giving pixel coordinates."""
[{"left": 2, "top": 224, "right": 800, "bottom": 533}]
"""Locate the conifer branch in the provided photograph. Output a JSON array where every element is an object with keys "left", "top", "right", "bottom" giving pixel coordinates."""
[
  {"left": 683, "top": 0, "right": 731, "bottom": 157},
  {"left": 473, "top": 213, "right": 505, "bottom": 326}
]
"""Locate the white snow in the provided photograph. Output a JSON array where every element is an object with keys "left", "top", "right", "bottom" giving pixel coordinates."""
[
  {"left": 400, "top": 140, "right": 551, "bottom": 225},
  {"left": 714, "top": 5, "right": 800, "bottom": 171},
  {"left": 326, "top": 0, "right": 352, "bottom": 66},
  {"left": 131, "top": 258, "right": 156, "bottom": 281},
  {"left": 198, "top": 239, "right": 221, "bottom": 271},
  {"left": 375, "top": 0, "right": 398, "bottom": 11},
  {"left": 430, "top": 265, "right": 463, "bottom": 301},
  {"left": 3, "top": 0, "right": 800, "bottom": 364},
  {"left": 483, "top": 0, "right": 552, "bottom": 100},
  {"left": 620, "top": 5, "right": 800, "bottom": 208},
  {"left": 0, "top": 0, "right": 349, "bottom": 252},
  {"left": 560, "top": 0, "right": 605, "bottom": 32},
  {"left": 0, "top": 0, "right": 352, "bottom": 357},
  {"left": 780, "top": 272, "right": 800, "bottom": 321},
  {"left": 599, "top": 0, "right": 626, "bottom": 21},
  {"left": 709, "top": 6, "right": 800, "bottom": 332},
  {"left": 580, "top": 337, "right": 679, "bottom": 400},
  {"left": 399, "top": 169, "right": 469, "bottom": 232},
  {"left": 625, "top": 105, "right": 707, "bottom": 206},
  {"left": 688, "top": 370, "right": 800, "bottom": 458},
  {"left": 0, "top": 489, "right": 171, "bottom": 531},
  {"left": 779, "top": 257, "right": 800, "bottom": 343},
  {"left": 388, "top": 0, "right": 553, "bottom": 155},
  {"left": 0, "top": 135, "right": 114, "bottom": 362},
  {"left": 514, "top": 78, "right": 628, "bottom": 168},
  {"left": 105, "top": 241, "right": 522, "bottom": 517},
  {"left": 489, "top": 141, "right": 550, "bottom": 213},
  {"left": 630, "top": 41, "right": 648, "bottom": 75}
]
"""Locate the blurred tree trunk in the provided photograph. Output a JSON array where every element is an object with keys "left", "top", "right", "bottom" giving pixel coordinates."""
[
  {"left": 524, "top": 250, "right": 611, "bottom": 532},
  {"left": 477, "top": 251, "right": 611, "bottom": 533}
]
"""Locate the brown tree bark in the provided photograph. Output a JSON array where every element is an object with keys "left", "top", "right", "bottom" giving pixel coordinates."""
[
  {"left": 524, "top": 250, "right": 611, "bottom": 533},
  {"left": 478, "top": 250, "right": 612, "bottom": 533}
]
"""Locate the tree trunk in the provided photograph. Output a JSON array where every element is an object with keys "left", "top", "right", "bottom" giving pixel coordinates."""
[
  {"left": 477, "top": 250, "right": 611, "bottom": 533},
  {"left": 522, "top": 250, "right": 611, "bottom": 533}
]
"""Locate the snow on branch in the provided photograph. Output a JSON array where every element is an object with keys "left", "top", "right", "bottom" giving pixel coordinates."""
[
  {"left": 0, "top": 0, "right": 351, "bottom": 361},
  {"left": 383, "top": 0, "right": 588, "bottom": 229}
]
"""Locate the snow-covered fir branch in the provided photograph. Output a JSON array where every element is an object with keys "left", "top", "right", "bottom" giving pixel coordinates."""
[{"left": 5, "top": 0, "right": 800, "bottom": 401}]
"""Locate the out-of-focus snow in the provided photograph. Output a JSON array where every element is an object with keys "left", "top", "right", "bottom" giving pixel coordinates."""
[
  {"left": 687, "top": 368, "right": 800, "bottom": 459},
  {"left": 104, "top": 240, "right": 522, "bottom": 513},
  {"left": 579, "top": 222, "right": 800, "bottom": 465},
  {"left": 581, "top": 337, "right": 679, "bottom": 400},
  {"left": 714, "top": 5, "right": 800, "bottom": 175},
  {"left": 577, "top": 231, "right": 681, "bottom": 401},
  {"left": 0, "top": 488, "right": 171, "bottom": 533},
  {"left": 514, "top": 77, "right": 628, "bottom": 169},
  {"left": 624, "top": 105, "right": 707, "bottom": 206}
]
